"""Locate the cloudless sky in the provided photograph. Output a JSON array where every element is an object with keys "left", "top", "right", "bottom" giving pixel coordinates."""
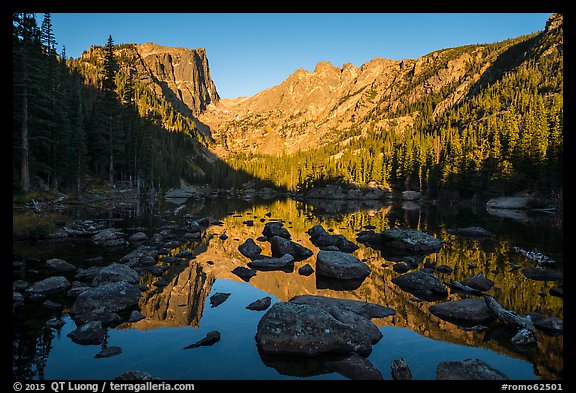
[{"left": 47, "top": 13, "right": 552, "bottom": 99}]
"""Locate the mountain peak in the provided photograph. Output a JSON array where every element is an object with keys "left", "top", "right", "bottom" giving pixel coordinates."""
[
  {"left": 545, "top": 13, "right": 562, "bottom": 32},
  {"left": 314, "top": 61, "right": 338, "bottom": 74}
]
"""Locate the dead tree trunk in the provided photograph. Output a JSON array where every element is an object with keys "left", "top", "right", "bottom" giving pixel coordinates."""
[{"left": 484, "top": 295, "right": 537, "bottom": 347}]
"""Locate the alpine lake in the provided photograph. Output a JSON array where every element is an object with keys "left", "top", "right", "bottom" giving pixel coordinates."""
[{"left": 12, "top": 193, "right": 563, "bottom": 380}]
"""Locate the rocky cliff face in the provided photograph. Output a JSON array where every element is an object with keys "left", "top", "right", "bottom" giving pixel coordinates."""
[
  {"left": 77, "top": 42, "right": 220, "bottom": 118},
  {"left": 135, "top": 43, "right": 220, "bottom": 117}
]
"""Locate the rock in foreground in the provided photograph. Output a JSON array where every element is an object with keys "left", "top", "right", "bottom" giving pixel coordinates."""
[
  {"left": 256, "top": 295, "right": 395, "bottom": 357},
  {"left": 436, "top": 359, "right": 509, "bottom": 380}
]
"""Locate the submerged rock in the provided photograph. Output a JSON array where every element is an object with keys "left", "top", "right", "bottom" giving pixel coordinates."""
[
  {"left": 315, "top": 251, "right": 370, "bottom": 280},
  {"left": 436, "top": 359, "right": 509, "bottom": 380},
  {"left": 248, "top": 254, "right": 294, "bottom": 271},
  {"left": 183, "top": 331, "right": 220, "bottom": 349},
  {"left": 231, "top": 266, "right": 257, "bottom": 282},
  {"left": 436, "top": 265, "right": 453, "bottom": 274},
  {"left": 447, "top": 227, "right": 492, "bottom": 238},
  {"left": 325, "top": 353, "right": 384, "bottom": 380},
  {"left": 95, "top": 346, "right": 123, "bottom": 358},
  {"left": 298, "top": 264, "right": 314, "bottom": 276},
  {"left": 209, "top": 292, "right": 231, "bottom": 308},
  {"left": 263, "top": 222, "right": 291, "bottom": 239},
  {"left": 462, "top": 274, "right": 494, "bottom": 292},
  {"left": 521, "top": 268, "right": 562, "bottom": 281},
  {"left": 270, "top": 236, "right": 313, "bottom": 261},
  {"left": 256, "top": 295, "right": 395, "bottom": 357},
  {"left": 486, "top": 196, "right": 531, "bottom": 210},
  {"left": 401, "top": 191, "right": 421, "bottom": 201},
  {"left": 238, "top": 238, "right": 263, "bottom": 259},
  {"left": 246, "top": 296, "right": 272, "bottom": 311}
]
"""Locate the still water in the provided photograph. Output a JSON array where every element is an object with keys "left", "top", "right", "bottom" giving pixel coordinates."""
[{"left": 13, "top": 196, "right": 563, "bottom": 380}]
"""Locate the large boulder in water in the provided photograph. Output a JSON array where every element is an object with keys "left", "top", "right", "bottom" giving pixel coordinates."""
[
  {"left": 380, "top": 228, "right": 442, "bottom": 253},
  {"left": 92, "top": 263, "right": 140, "bottom": 286},
  {"left": 256, "top": 295, "right": 395, "bottom": 357},
  {"left": 429, "top": 298, "right": 496, "bottom": 325},
  {"left": 391, "top": 270, "right": 448, "bottom": 300},
  {"left": 307, "top": 224, "right": 358, "bottom": 253},
  {"left": 316, "top": 250, "right": 371, "bottom": 280},
  {"left": 45, "top": 258, "right": 77, "bottom": 273},
  {"left": 26, "top": 276, "right": 70, "bottom": 295},
  {"left": 238, "top": 238, "right": 263, "bottom": 259},
  {"left": 67, "top": 321, "right": 105, "bottom": 345},
  {"left": 70, "top": 281, "right": 141, "bottom": 316},
  {"left": 270, "top": 236, "right": 313, "bottom": 261},
  {"left": 486, "top": 196, "right": 531, "bottom": 210},
  {"left": 521, "top": 268, "right": 562, "bottom": 281},
  {"left": 436, "top": 359, "right": 509, "bottom": 380},
  {"left": 263, "top": 222, "right": 291, "bottom": 239},
  {"left": 248, "top": 254, "right": 294, "bottom": 271}
]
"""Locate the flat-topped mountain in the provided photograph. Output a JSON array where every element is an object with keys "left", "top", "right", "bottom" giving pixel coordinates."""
[{"left": 76, "top": 42, "right": 219, "bottom": 117}]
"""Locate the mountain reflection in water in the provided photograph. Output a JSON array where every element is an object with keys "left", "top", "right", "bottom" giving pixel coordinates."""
[{"left": 13, "top": 197, "right": 562, "bottom": 380}]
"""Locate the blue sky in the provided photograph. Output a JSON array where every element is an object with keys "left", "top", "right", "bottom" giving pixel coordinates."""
[{"left": 48, "top": 13, "right": 552, "bottom": 99}]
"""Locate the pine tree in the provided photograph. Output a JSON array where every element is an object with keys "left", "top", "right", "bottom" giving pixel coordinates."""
[{"left": 40, "top": 13, "right": 57, "bottom": 56}]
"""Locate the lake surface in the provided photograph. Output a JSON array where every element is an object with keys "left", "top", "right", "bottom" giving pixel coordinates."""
[{"left": 12, "top": 196, "right": 563, "bottom": 380}]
